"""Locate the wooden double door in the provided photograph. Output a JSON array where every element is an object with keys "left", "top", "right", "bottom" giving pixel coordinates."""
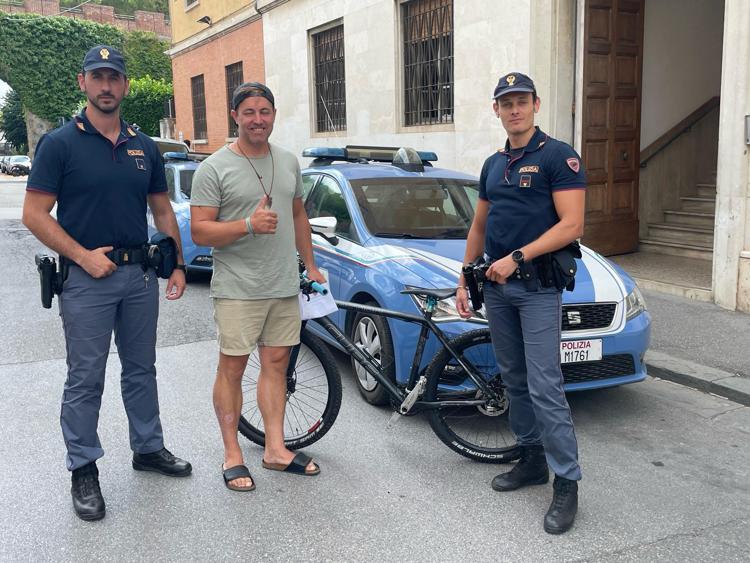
[{"left": 581, "top": 0, "right": 644, "bottom": 256}]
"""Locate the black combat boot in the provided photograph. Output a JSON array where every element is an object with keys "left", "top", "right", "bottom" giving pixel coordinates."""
[
  {"left": 544, "top": 475, "right": 578, "bottom": 534},
  {"left": 491, "top": 445, "right": 549, "bottom": 491},
  {"left": 71, "top": 462, "right": 105, "bottom": 521}
]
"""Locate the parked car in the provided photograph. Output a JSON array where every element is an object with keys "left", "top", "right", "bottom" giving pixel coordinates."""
[
  {"left": 7, "top": 155, "right": 31, "bottom": 176},
  {"left": 300, "top": 146, "right": 652, "bottom": 404},
  {"left": 146, "top": 152, "right": 212, "bottom": 275},
  {"left": 151, "top": 137, "right": 190, "bottom": 158}
]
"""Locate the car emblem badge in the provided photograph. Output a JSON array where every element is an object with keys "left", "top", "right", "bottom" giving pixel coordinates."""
[{"left": 567, "top": 311, "right": 581, "bottom": 325}]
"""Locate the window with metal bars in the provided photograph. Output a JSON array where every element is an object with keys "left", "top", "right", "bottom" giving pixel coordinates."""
[
  {"left": 402, "top": 0, "right": 454, "bottom": 126},
  {"left": 312, "top": 24, "right": 346, "bottom": 132},
  {"left": 191, "top": 74, "right": 207, "bottom": 139},
  {"left": 225, "top": 62, "right": 244, "bottom": 137}
]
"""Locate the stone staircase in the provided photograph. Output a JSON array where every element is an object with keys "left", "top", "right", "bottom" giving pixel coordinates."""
[{"left": 640, "top": 175, "right": 716, "bottom": 261}]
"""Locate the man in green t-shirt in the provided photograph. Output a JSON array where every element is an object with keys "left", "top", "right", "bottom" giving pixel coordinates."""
[{"left": 191, "top": 82, "right": 326, "bottom": 492}]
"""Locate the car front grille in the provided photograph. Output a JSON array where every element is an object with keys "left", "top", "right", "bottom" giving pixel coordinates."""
[
  {"left": 562, "top": 303, "right": 617, "bottom": 331},
  {"left": 562, "top": 354, "right": 636, "bottom": 384}
]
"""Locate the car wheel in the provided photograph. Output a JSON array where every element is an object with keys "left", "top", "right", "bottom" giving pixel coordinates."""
[{"left": 350, "top": 301, "right": 396, "bottom": 406}]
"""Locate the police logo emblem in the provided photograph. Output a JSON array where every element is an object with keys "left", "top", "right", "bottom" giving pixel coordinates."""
[
  {"left": 100, "top": 48, "right": 110, "bottom": 60},
  {"left": 506, "top": 75, "right": 516, "bottom": 86},
  {"left": 566, "top": 157, "right": 580, "bottom": 173},
  {"left": 519, "top": 165, "right": 539, "bottom": 173},
  {"left": 135, "top": 158, "right": 146, "bottom": 170},
  {"left": 519, "top": 174, "right": 532, "bottom": 188}
]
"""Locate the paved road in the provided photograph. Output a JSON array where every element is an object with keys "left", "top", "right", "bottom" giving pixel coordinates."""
[{"left": 1, "top": 176, "right": 749, "bottom": 562}]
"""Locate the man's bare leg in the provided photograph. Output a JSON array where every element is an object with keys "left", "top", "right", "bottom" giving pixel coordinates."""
[
  {"left": 214, "top": 352, "right": 253, "bottom": 489},
  {"left": 257, "top": 345, "right": 317, "bottom": 472}
]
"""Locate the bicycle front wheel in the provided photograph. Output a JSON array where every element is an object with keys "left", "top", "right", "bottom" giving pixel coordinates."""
[
  {"left": 425, "top": 329, "right": 520, "bottom": 463},
  {"left": 239, "top": 331, "right": 342, "bottom": 450}
]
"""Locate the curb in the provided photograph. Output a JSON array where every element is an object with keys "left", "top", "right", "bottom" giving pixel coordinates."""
[{"left": 646, "top": 350, "right": 750, "bottom": 407}]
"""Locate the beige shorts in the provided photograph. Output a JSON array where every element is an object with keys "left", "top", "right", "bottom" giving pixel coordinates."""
[{"left": 213, "top": 296, "right": 301, "bottom": 356}]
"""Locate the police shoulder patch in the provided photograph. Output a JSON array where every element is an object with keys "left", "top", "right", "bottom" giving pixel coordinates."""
[{"left": 566, "top": 157, "right": 580, "bottom": 173}]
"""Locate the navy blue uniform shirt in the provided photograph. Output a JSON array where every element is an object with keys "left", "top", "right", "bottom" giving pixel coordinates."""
[
  {"left": 479, "top": 127, "right": 586, "bottom": 260},
  {"left": 27, "top": 109, "right": 167, "bottom": 250}
]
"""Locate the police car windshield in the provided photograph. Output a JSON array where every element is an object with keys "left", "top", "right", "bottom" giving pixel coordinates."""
[{"left": 349, "top": 178, "right": 479, "bottom": 239}]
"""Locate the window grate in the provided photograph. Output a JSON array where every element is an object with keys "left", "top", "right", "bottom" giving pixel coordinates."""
[
  {"left": 402, "top": 0, "right": 453, "bottom": 126},
  {"left": 191, "top": 74, "right": 207, "bottom": 140},
  {"left": 312, "top": 24, "right": 346, "bottom": 132},
  {"left": 225, "top": 62, "right": 244, "bottom": 138}
]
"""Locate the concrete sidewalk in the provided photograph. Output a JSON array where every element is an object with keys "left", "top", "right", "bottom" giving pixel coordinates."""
[{"left": 642, "top": 289, "right": 750, "bottom": 406}]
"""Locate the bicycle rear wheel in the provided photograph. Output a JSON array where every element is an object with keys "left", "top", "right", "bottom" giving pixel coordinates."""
[
  {"left": 239, "top": 331, "right": 342, "bottom": 450},
  {"left": 425, "top": 329, "right": 520, "bottom": 463}
]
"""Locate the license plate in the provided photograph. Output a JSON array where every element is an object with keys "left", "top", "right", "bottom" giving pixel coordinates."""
[{"left": 560, "top": 339, "right": 602, "bottom": 364}]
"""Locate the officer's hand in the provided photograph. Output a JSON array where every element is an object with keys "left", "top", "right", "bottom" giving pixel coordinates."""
[
  {"left": 81, "top": 246, "right": 117, "bottom": 278},
  {"left": 456, "top": 287, "right": 473, "bottom": 318},
  {"left": 165, "top": 268, "right": 186, "bottom": 300},
  {"left": 486, "top": 256, "right": 516, "bottom": 284},
  {"left": 249, "top": 195, "right": 278, "bottom": 234}
]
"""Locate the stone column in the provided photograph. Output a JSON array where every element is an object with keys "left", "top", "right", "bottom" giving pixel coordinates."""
[
  {"left": 714, "top": 0, "right": 750, "bottom": 311},
  {"left": 25, "top": 109, "right": 54, "bottom": 159}
]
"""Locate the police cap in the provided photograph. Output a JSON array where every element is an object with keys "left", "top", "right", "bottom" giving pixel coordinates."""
[
  {"left": 492, "top": 72, "right": 536, "bottom": 100},
  {"left": 82, "top": 45, "right": 127, "bottom": 76}
]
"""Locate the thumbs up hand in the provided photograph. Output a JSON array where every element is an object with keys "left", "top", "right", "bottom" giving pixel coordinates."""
[{"left": 248, "top": 195, "right": 277, "bottom": 235}]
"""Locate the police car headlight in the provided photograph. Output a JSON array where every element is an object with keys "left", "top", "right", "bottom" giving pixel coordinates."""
[
  {"left": 409, "top": 291, "right": 486, "bottom": 322},
  {"left": 625, "top": 285, "right": 647, "bottom": 320}
]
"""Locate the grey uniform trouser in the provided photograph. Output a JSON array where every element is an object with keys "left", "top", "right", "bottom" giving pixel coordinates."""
[
  {"left": 59, "top": 264, "right": 164, "bottom": 471},
  {"left": 484, "top": 279, "right": 581, "bottom": 481}
]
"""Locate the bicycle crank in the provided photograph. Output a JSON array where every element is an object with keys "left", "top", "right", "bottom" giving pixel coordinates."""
[{"left": 398, "top": 376, "right": 427, "bottom": 415}]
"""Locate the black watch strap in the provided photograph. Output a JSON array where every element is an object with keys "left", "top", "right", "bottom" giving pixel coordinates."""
[{"left": 174, "top": 264, "right": 186, "bottom": 272}]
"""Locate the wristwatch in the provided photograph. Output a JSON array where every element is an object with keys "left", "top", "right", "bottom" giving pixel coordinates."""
[
  {"left": 174, "top": 264, "right": 187, "bottom": 272},
  {"left": 511, "top": 249, "right": 525, "bottom": 264}
]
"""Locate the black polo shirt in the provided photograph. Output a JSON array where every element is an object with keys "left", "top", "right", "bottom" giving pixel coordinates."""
[
  {"left": 479, "top": 127, "right": 586, "bottom": 260},
  {"left": 27, "top": 109, "right": 167, "bottom": 250}
]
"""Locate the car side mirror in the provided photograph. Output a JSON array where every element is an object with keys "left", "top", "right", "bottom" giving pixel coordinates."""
[{"left": 309, "top": 216, "right": 339, "bottom": 246}]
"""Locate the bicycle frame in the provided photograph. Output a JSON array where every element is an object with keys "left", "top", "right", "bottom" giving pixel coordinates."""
[{"left": 309, "top": 299, "right": 500, "bottom": 413}]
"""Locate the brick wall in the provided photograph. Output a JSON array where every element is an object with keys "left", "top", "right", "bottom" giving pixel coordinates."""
[
  {"left": 0, "top": 0, "right": 170, "bottom": 38},
  {"left": 171, "top": 19, "right": 265, "bottom": 153}
]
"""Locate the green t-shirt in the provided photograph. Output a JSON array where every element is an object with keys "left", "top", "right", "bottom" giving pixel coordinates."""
[{"left": 190, "top": 143, "right": 303, "bottom": 299}]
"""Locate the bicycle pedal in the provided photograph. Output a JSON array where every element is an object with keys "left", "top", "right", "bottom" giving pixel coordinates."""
[{"left": 399, "top": 376, "right": 426, "bottom": 415}]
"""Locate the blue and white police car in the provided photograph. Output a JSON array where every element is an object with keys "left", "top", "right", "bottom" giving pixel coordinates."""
[
  {"left": 146, "top": 152, "right": 213, "bottom": 275},
  {"left": 301, "top": 146, "right": 651, "bottom": 405}
]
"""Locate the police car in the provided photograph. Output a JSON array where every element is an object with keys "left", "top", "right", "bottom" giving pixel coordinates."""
[
  {"left": 146, "top": 152, "right": 213, "bottom": 275},
  {"left": 301, "top": 146, "right": 651, "bottom": 405}
]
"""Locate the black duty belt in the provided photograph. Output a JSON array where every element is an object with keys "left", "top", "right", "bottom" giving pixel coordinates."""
[{"left": 105, "top": 246, "right": 148, "bottom": 266}]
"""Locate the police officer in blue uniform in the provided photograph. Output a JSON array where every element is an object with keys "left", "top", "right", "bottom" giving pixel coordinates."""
[
  {"left": 456, "top": 72, "right": 586, "bottom": 534},
  {"left": 22, "top": 45, "right": 192, "bottom": 521}
]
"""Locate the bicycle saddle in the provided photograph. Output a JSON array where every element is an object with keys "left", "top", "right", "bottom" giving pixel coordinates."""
[{"left": 400, "top": 287, "right": 457, "bottom": 300}]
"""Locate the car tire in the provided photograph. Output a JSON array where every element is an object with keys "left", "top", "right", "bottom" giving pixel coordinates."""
[{"left": 350, "top": 301, "right": 396, "bottom": 406}]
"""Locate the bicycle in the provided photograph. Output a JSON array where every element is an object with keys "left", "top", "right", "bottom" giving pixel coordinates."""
[{"left": 239, "top": 262, "right": 520, "bottom": 464}]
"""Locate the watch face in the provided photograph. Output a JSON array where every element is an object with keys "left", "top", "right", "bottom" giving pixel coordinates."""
[{"left": 512, "top": 250, "right": 524, "bottom": 263}]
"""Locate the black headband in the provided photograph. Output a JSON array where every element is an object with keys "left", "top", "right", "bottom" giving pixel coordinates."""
[{"left": 232, "top": 82, "right": 275, "bottom": 110}]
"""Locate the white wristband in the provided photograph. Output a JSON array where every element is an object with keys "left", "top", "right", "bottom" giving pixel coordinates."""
[{"left": 244, "top": 217, "right": 255, "bottom": 237}]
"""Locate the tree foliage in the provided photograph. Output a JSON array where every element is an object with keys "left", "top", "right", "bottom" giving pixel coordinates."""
[
  {"left": 0, "top": 90, "right": 28, "bottom": 153},
  {"left": 121, "top": 76, "right": 172, "bottom": 136},
  {"left": 124, "top": 31, "right": 172, "bottom": 83},
  {"left": 0, "top": 13, "right": 172, "bottom": 144},
  {"left": 59, "top": 0, "right": 169, "bottom": 16},
  {"left": 0, "top": 14, "right": 124, "bottom": 122}
]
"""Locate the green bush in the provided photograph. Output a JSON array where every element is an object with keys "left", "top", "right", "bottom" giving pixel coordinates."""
[
  {"left": 124, "top": 31, "right": 172, "bottom": 83},
  {"left": 120, "top": 76, "right": 172, "bottom": 136}
]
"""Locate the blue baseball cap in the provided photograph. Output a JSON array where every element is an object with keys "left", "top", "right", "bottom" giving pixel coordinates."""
[
  {"left": 492, "top": 72, "right": 536, "bottom": 100},
  {"left": 82, "top": 45, "right": 126, "bottom": 75}
]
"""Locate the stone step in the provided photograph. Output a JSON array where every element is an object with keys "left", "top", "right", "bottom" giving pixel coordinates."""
[
  {"left": 639, "top": 239, "right": 713, "bottom": 261},
  {"left": 647, "top": 223, "right": 714, "bottom": 247},
  {"left": 680, "top": 196, "right": 716, "bottom": 214},
  {"left": 663, "top": 210, "right": 715, "bottom": 229},
  {"left": 696, "top": 183, "right": 717, "bottom": 199}
]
